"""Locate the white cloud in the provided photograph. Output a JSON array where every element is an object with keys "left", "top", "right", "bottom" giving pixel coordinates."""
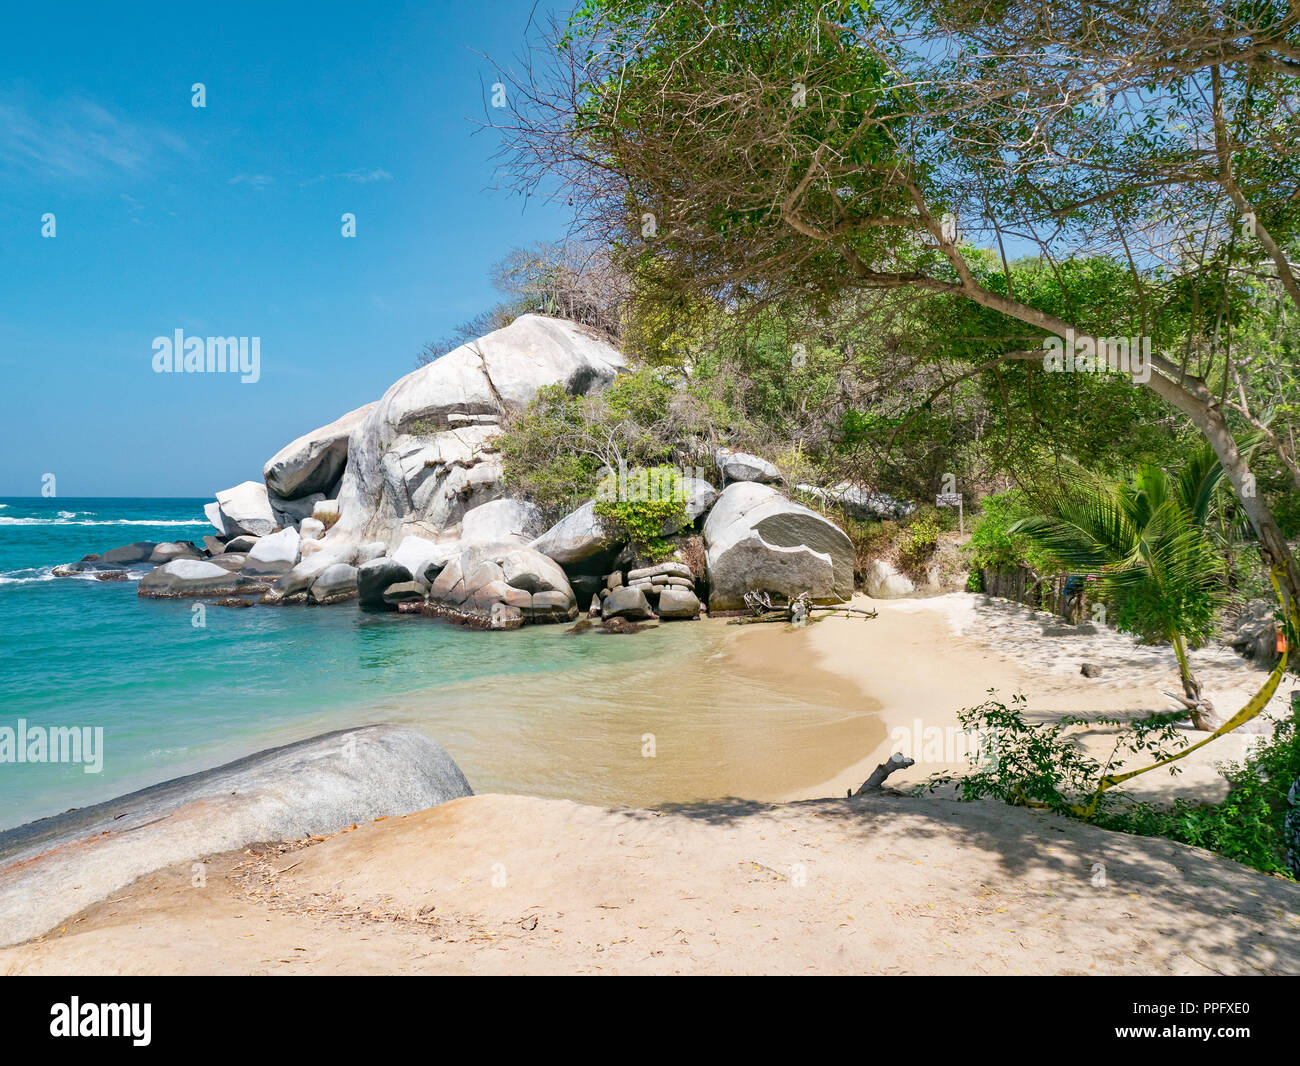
[{"left": 0, "top": 91, "right": 187, "bottom": 181}]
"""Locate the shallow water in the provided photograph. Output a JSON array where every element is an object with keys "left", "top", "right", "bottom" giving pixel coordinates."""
[{"left": 0, "top": 497, "right": 880, "bottom": 829}]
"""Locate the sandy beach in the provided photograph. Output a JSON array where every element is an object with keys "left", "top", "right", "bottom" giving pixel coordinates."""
[{"left": 4, "top": 592, "right": 1296, "bottom": 975}]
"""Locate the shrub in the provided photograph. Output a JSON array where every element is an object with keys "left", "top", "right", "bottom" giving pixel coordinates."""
[
  {"left": 593, "top": 465, "right": 689, "bottom": 562},
  {"left": 897, "top": 509, "right": 943, "bottom": 577},
  {"left": 1099, "top": 703, "right": 1300, "bottom": 877},
  {"left": 925, "top": 692, "right": 1188, "bottom": 817},
  {"left": 966, "top": 490, "right": 1056, "bottom": 573}
]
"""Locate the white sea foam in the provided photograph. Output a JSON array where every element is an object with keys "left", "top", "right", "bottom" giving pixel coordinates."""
[
  {"left": 0, "top": 565, "right": 148, "bottom": 586},
  {"left": 0, "top": 517, "right": 208, "bottom": 526}
]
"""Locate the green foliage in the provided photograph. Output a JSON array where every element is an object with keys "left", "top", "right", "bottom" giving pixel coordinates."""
[
  {"left": 1099, "top": 706, "right": 1300, "bottom": 878},
  {"left": 929, "top": 693, "right": 1300, "bottom": 878},
  {"left": 897, "top": 509, "right": 943, "bottom": 576},
  {"left": 592, "top": 466, "right": 688, "bottom": 561},
  {"left": 967, "top": 490, "right": 1059, "bottom": 573},
  {"left": 498, "top": 385, "right": 605, "bottom": 519},
  {"left": 1008, "top": 447, "right": 1227, "bottom": 649},
  {"left": 925, "top": 693, "right": 1188, "bottom": 816}
]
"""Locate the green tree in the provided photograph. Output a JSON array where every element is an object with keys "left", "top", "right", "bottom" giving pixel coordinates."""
[{"left": 1009, "top": 445, "right": 1229, "bottom": 727}]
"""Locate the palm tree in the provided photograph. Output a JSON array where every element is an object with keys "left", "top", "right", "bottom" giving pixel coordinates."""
[{"left": 1009, "top": 444, "right": 1228, "bottom": 730}]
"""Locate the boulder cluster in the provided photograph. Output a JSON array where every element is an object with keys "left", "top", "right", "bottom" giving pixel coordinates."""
[{"left": 60, "top": 315, "right": 876, "bottom": 627}]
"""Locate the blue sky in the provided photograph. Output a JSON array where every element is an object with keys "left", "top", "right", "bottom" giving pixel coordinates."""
[{"left": 0, "top": 0, "right": 568, "bottom": 496}]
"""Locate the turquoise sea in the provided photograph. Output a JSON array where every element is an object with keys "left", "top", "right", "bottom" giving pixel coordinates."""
[{"left": 0, "top": 498, "right": 875, "bottom": 830}]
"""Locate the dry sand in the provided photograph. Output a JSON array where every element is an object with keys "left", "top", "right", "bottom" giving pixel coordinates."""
[
  {"left": 3, "top": 592, "right": 1297, "bottom": 975},
  {"left": 4, "top": 792, "right": 1297, "bottom": 975}
]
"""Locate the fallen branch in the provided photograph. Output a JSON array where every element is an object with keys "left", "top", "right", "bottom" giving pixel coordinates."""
[{"left": 853, "top": 752, "right": 916, "bottom": 796}]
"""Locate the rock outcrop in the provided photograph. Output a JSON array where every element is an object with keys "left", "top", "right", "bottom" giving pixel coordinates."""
[
  {"left": 529, "top": 500, "right": 609, "bottom": 566},
  {"left": 703, "top": 483, "right": 854, "bottom": 611},
  {"left": 428, "top": 544, "right": 577, "bottom": 624},
  {"left": 324, "top": 316, "right": 625, "bottom": 548},
  {"left": 138, "top": 559, "right": 266, "bottom": 599},
  {"left": 796, "top": 482, "right": 916, "bottom": 520},
  {"left": 263, "top": 402, "right": 376, "bottom": 498},
  {"left": 0, "top": 725, "right": 472, "bottom": 947}
]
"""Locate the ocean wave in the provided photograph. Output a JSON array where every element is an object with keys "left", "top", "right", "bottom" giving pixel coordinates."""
[
  {"left": 0, "top": 517, "right": 209, "bottom": 527},
  {"left": 0, "top": 565, "right": 148, "bottom": 586}
]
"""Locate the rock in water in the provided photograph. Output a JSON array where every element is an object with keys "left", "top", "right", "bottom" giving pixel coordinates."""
[
  {"left": 703, "top": 482, "right": 854, "bottom": 611},
  {"left": 243, "top": 526, "right": 302, "bottom": 577},
  {"left": 263, "top": 402, "right": 377, "bottom": 498},
  {"left": 149, "top": 540, "right": 201, "bottom": 564},
  {"left": 357, "top": 557, "right": 415, "bottom": 607},
  {"left": 99, "top": 541, "right": 156, "bottom": 564},
  {"left": 0, "top": 725, "right": 472, "bottom": 947},
  {"left": 602, "top": 585, "right": 657, "bottom": 620},
  {"left": 428, "top": 544, "right": 577, "bottom": 624},
  {"left": 310, "top": 562, "right": 359, "bottom": 604},
  {"left": 138, "top": 559, "right": 264, "bottom": 599}
]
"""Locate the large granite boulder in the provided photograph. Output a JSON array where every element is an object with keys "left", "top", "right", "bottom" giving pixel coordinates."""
[
  {"left": 243, "top": 526, "right": 301, "bottom": 578},
  {"left": 391, "top": 535, "right": 458, "bottom": 584},
  {"left": 215, "top": 480, "right": 278, "bottom": 537},
  {"left": 309, "top": 563, "right": 358, "bottom": 605},
  {"left": 657, "top": 587, "right": 702, "bottom": 619},
  {"left": 460, "top": 498, "right": 544, "bottom": 547},
  {"left": 358, "top": 557, "right": 414, "bottom": 608},
  {"left": 203, "top": 502, "right": 229, "bottom": 537},
  {"left": 325, "top": 316, "right": 626, "bottom": 547},
  {"left": 703, "top": 482, "right": 854, "bottom": 611},
  {"left": 263, "top": 402, "right": 377, "bottom": 499},
  {"left": 0, "top": 725, "right": 472, "bottom": 948},
  {"left": 137, "top": 559, "right": 264, "bottom": 599},
  {"left": 715, "top": 448, "right": 780, "bottom": 484},
  {"left": 428, "top": 544, "right": 577, "bottom": 624},
  {"left": 268, "top": 491, "right": 326, "bottom": 529},
  {"left": 529, "top": 500, "right": 609, "bottom": 565},
  {"left": 678, "top": 477, "right": 720, "bottom": 527},
  {"left": 602, "top": 585, "right": 656, "bottom": 620}
]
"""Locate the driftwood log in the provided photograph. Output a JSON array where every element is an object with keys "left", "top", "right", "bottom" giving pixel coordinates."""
[
  {"left": 852, "top": 752, "right": 916, "bottom": 796},
  {"left": 730, "top": 590, "right": 878, "bottom": 625}
]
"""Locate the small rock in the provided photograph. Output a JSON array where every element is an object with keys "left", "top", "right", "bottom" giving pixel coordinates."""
[{"left": 1080, "top": 663, "right": 1103, "bottom": 678}]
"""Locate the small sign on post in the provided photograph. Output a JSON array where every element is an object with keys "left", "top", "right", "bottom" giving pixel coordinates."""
[{"left": 936, "top": 491, "right": 964, "bottom": 535}]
